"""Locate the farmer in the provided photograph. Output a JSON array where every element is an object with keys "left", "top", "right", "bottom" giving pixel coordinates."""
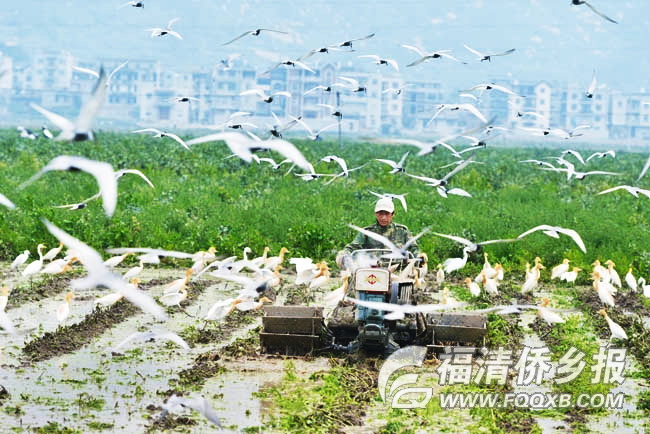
[{"left": 336, "top": 197, "right": 423, "bottom": 269}]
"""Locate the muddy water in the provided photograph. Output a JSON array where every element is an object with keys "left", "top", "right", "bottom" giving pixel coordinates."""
[
  {"left": 584, "top": 340, "right": 649, "bottom": 434},
  {"left": 0, "top": 266, "right": 289, "bottom": 432}
]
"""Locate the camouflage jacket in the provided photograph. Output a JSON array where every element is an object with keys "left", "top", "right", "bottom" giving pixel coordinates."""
[{"left": 343, "top": 221, "right": 419, "bottom": 256}]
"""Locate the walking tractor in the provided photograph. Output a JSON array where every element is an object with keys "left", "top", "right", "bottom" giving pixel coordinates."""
[{"left": 260, "top": 249, "right": 487, "bottom": 356}]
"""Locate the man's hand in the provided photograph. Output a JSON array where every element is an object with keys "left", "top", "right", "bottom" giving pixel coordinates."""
[{"left": 417, "top": 252, "right": 428, "bottom": 266}]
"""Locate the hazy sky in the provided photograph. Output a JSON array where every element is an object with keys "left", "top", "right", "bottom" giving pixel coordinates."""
[{"left": 2, "top": 1, "right": 650, "bottom": 93}]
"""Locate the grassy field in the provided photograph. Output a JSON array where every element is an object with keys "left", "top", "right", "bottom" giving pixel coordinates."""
[{"left": 1, "top": 129, "right": 649, "bottom": 279}]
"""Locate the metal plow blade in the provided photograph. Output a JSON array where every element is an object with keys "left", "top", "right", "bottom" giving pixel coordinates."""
[{"left": 260, "top": 306, "right": 324, "bottom": 355}]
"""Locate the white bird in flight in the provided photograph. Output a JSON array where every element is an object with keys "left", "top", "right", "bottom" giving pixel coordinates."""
[
  {"left": 223, "top": 28, "right": 288, "bottom": 46},
  {"left": 187, "top": 132, "right": 311, "bottom": 172},
  {"left": 132, "top": 128, "right": 190, "bottom": 151},
  {"left": 463, "top": 44, "right": 515, "bottom": 62},
  {"left": 432, "top": 232, "right": 517, "bottom": 254},
  {"left": 401, "top": 44, "right": 464, "bottom": 67},
  {"left": 43, "top": 220, "right": 167, "bottom": 321},
  {"left": 348, "top": 224, "right": 430, "bottom": 260},
  {"left": 20, "top": 156, "right": 118, "bottom": 217},
  {"left": 345, "top": 296, "right": 463, "bottom": 320},
  {"left": 369, "top": 191, "right": 408, "bottom": 212},
  {"left": 112, "top": 329, "right": 190, "bottom": 352},
  {"left": 291, "top": 116, "right": 338, "bottom": 141},
  {"left": 375, "top": 151, "right": 410, "bottom": 174},
  {"left": 571, "top": 1, "right": 617, "bottom": 24},
  {"left": 462, "top": 83, "right": 522, "bottom": 97},
  {"left": 146, "top": 18, "right": 183, "bottom": 39},
  {"left": 72, "top": 61, "right": 128, "bottom": 86},
  {"left": 358, "top": 54, "right": 399, "bottom": 71},
  {"left": 585, "top": 69, "right": 597, "bottom": 98},
  {"left": 516, "top": 224, "right": 586, "bottom": 253},
  {"left": 428, "top": 103, "right": 488, "bottom": 125},
  {"left": 328, "top": 33, "right": 375, "bottom": 49},
  {"left": 0, "top": 192, "right": 15, "bottom": 209},
  {"left": 240, "top": 88, "right": 291, "bottom": 103},
  {"left": 30, "top": 67, "right": 108, "bottom": 141},
  {"left": 160, "top": 395, "right": 222, "bottom": 427},
  {"left": 597, "top": 185, "right": 650, "bottom": 199}
]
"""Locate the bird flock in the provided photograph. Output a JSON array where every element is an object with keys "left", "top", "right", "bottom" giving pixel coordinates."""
[{"left": 0, "top": 0, "right": 647, "bottom": 430}]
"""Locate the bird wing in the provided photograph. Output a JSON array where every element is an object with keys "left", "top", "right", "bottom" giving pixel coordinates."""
[
  {"left": 492, "top": 48, "right": 516, "bottom": 57},
  {"left": 304, "top": 85, "right": 326, "bottom": 95},
  {"left": 132, "top": 128, "right": 162, "bottom": 135},
  {"left": 358, "top": 54, "right": 380, "bottom": 61},
  {"left": 44, "top": 221, "right": 166, "bottom": 322},
  {"left": 75, "top": 67, "right": 109, "bottom": 136},
  {"left": 315, "top": 123, "right": 338, "bottom": 135},
  {"left": 386, "top": 58, "right": 399, "bottom": 71},
  {"left": 346, "top": 296, "right": 461, "bottom": 314},
  {"left": 259, "top": 28, "right": 289, "bottom": 35},
  {"left": 108, "top": 61, "right": 128, "bottom": 81},
  {"left": 186, "top": 132, "right": 254, "bottom": 163},
  {"left": 30, "top": 103, "right": 74, "bottom": 134},
  {"left": 402, "top": 227, "right": 431, "bottom": 252},
  {"left": 426, "top": 105, "right": 448, "bottom": 126},
  {"left": 262, "top": 138, "right": 312, "bottom": 172},
  {"left": 271, "top": 91, "right": 292, "bottom": 98},
  {"left": 583, "top": 2, "right": 617, "bottom": 23},
  {"left": 441, "top": 155, "right": 475, "bottom": 183},
  {"left": 163, "top": 132, "right": 190, "bottom": 151},
  {"left": 322, "top": 155, "right": 348, "bottom": 173},
  {"left": 517, "top": 225, "right": 586, "bottom": 253},
  {"left": 23, "top": 156, "right": 117, "bottom": 217},
  {"left": 113, "top": 331, "right": 146, "bottom": 352},
  {"left": 462, "top": 44, "right": 484, "bottom": 59},
  {"left": 115, "top": 169, "right": 155, "bottom": 188},
  {"left": 587, "top": 70, "right": 597, "bottom": 94},
  {"left": 432, "top": 232, "right": 473, "bottom": 247},
  {"left": 156, "top": 331, "right": 190, "bottom": 350},
  {"left": 375, "top": 158, "right": 399, "bottom": 169},
  {"left": 167, "top": 30, "right": 183, "bottom": 40},
  {"left": 0, "top": 192, "right": 15, "bottom": 209},
  {"left": 72, "top": 65, "right": 99, "bottom": 78},
  {"left": 292, "top": 60, "right": 314, "bottom": 73},
  {"left": 445, "top": 187, "right": 472, "bottom": 197},
  {"left": 348, "top": 224, "right": 399, "bottom": 254},
  {"left": 240, "top": 88, "right": 266, "bottom": 98},
  {"left": 597, "top": 185, "right": 629, "bottom": 196},
  {"left": 561, "top": 149, "right": 586, "bottom": 165},
  {"left": 182, "top": 396, "right": 222, "bottom": 427},
  {"left": 223, "top": 30, "right": 252, "bottom": 45},
  {"left": 291, "top": 116, "right": 316, "bottom": 135},
  {"left": 401, "top": 44, "right": 427, "bottom": 57},
  {"left": 458, "top": 104, "right": 488, "bottom": 123},
  {"left": 637, "top": 154, "right": 650, "bottom": 182}
]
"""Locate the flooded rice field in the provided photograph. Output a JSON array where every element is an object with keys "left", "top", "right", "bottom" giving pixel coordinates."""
[{"left": 0, "top": 262, "right": 649, "bottom": 433}]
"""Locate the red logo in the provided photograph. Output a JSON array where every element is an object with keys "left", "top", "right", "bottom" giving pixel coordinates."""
[{"left": 366, "top": 274, "right": 378, "bottom": 285}]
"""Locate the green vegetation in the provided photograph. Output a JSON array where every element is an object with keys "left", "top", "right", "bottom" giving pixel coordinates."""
[
  {"left": 257, "top": 358, "right": 377, "bottom": 433},
  {"left": 1, "top": 131, "right": 649, "bottom": 277},
  {"left": 33, "top": 421, "right": 81, "bottom": 434}
]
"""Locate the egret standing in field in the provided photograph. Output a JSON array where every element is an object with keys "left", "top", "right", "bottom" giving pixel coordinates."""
[
  {"left": 56, "top": 292, "right": 74, "bottom": 323},
  {"left": 560, "top": 267, "right": 582, "bottom": 283},
  {"left": 22, "top": 244, "right": 46, "bottom": 278},
  {"left": 551, "top": 259, "right": 570, "bottom": 280},
  {"left": 598, "top": 309, "right": 627, "bottom": 340},
  {"left": 10, "top": 250, "right": 30, "bottom": 272},
  {"left": 625, "top": 267, "right": 637, "bottom": 292}
]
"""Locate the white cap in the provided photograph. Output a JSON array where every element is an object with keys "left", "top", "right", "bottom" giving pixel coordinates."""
[{"left": 374, "top": 197, "right": 395, "bottom": 213}]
